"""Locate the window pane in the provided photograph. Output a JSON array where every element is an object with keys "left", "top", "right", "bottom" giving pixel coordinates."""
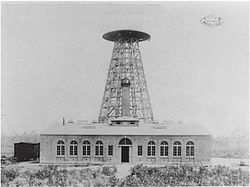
[
  {"left": 83, "top": 146, "right": 86, "bottom": 155},
  {"left": 95, "top": 146, "right": 99, "bottom": 155},
  {"left": 160, "top": 146, "right": 164, "bottom": 156},
  {"left": 74, "top": 146, "right": 78, "bottom": 155},
  {"left": 100, "top": 146, "right": 103, "bottom": 155},
  {"left": 148, "top": 141, "right": 155, "bottom": 145},
  {"left": 186, "top": 146, "right": 190, "bottom": 156},
  {"left": 191, "top": 147, "right": 194, "bottom": 156},
  {"left": 70, "top": 146, "right": 73, "bottom": 155},
  {"left": 165, "top": 146, "right": 168, "bottom": 156},
  {"left": 178, "top": 146, "right": 181, "bottom": 156},
  {"left": 108, "top": 145, "right": 113, "bottom": 156},
  {"left": 83, "top": 140, "right": 90, "bottom": 145},
  {"left": 173, "top": 146, "right": 176, "bottom": 156},
  {"left": 62, "top": 146, "right": 65, "bottom": 155},
  {"left": 187, "top": 141, "right": 194, "bottom": 145},
  {"left": 71, "top": 140, "right": 77, "bottom": 144},
  {"left": 125, "top": 139, "right": 129, "bottom": 144},
  {"left": 57, "top": 146, "right": 60, "bottom": 155},
  {"left": 152, "top": 146, "right": 155, "bottom": 156},
  {"left": 138, "top": 146, "right": 142, "bottom": 156},
  {"left": 87, "top": 146, "right": 91, "bottom": 155},
  {"left": 147, "top": 146, "right": 151, "bottom": 156}
]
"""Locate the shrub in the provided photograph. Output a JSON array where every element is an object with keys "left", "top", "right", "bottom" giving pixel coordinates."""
[
  {"left": 9, "top": 177, "right": 28, "bottom": 186},
  {"left": 94, "top": 175, "right": 108, "bottom": 187},
  {"left": 125, "top": 164, "right": 249, "bottom": 186},
  {"left": 108, "top": 175, "right": 119, "bottom": 187},
  {"left": 1, "top": 166, "right": 20, "bottom": 184},
  {"left": 122, "top": 174, "right": 141, "bottom": 186},
  {"left": 54, "top": 168, "right": 68, "bottom": 186},
  {"left": 2, "top": 164, "right": 248, "bottom": 186},
  {"left": 101, "top": 165, "right": 117, "bottom": 176},
  {"left": 32, "top": 178, "right": 48, "bottom": 186}
]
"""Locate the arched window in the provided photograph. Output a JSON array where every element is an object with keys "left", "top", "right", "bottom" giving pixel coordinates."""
[
  {"left": 57, "top": 140, "right": 65, "bottom": 156},
  {"left": 160, "top": 141, "right": 168, "bottom": 157},
  {"left": 173, "top": 141, "right": 181, "bottom": 157},
  {"left": 83, "top": 140, "right": 91, "bottom": 156},
  {"left": 119, "top": 138, "right": 132, "bottom": 145},
  {"left": 95, "top": 141, "right": 103, "bottom": 156},
  {"left": 147, "top": 141, "right": 156, "bottom": 156},
  {"left": 70, "top": 140, "right": 78, "bottom": 156},
  {"left": 186, "top": 141, "right": 194, "bottom": 156}
]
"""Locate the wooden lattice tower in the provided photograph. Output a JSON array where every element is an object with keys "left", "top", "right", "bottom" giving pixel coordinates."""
[{"left": 99, "top": 30, "right": 154, "bottom": 123}]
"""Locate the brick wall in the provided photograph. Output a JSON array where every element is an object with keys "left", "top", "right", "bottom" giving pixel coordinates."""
[{"left": 40, "top": 135, "right": 211, "bottom": 164}]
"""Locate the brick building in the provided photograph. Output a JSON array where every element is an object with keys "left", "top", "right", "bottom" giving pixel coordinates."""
[
  {"left": 40, "top": 30, "right": 211, "bottom": 164},
  {"left": 40, "top": 118, "right": 211, "bottom": 164}
]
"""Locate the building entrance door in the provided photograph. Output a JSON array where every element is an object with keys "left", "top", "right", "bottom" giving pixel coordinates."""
[{"left": 121, "top": 146, "right": 129, "bottom": 162}]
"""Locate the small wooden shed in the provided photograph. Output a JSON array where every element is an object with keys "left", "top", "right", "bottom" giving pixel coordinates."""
[{"left": 14, "top": 142, "right": 40, "bottom": 161}]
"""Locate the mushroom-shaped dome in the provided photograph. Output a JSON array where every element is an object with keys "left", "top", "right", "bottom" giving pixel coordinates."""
[{"left": 103, "top": 30, "right": 150, "bottom": 42}]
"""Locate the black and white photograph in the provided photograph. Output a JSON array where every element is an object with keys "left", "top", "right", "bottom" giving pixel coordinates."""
[{"left": 1, "top": 1, "right": 249, "bottom": 186}]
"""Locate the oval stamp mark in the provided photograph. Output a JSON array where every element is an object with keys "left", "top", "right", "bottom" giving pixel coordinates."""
[{"left": 200, "top": 15, "right": 224, "bottom": 27}]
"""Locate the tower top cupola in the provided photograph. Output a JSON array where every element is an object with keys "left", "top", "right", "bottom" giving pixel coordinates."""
[{"left": 121, "top": 78, "right": 131, "bottom": 87}]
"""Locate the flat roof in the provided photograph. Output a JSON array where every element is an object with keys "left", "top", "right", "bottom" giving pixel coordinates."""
[
  {"left": 41, "top": 122, "right": 210, "bottom": 136},
  {"left": 111, "top": 117, "right": 139, "bottom": 121},
  {"left": 14, "top": 142, "right": 39, "bottom": 145}
]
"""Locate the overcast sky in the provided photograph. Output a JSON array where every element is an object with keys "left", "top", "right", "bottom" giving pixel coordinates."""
[{"left": 2, "top": 2, "right": 249, "bottom": 137}]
